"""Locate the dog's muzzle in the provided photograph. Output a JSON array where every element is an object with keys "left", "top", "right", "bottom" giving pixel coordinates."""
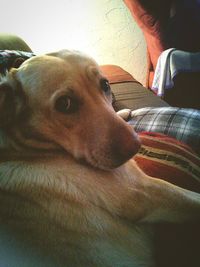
[
  {"left": 108, "top": 124, "right": 141, "bottom": 168},
  {"left": 86, "top": 120, "right": 141, "bottom": 170}
]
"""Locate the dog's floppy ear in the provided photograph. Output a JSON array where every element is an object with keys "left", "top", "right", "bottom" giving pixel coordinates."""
[{"left": 0, "top": 69, "right": 26, "bottom": 128}]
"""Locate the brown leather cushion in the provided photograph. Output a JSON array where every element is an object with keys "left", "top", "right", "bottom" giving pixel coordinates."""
[
  {"left": 100, "top": 64, "right": 168, "bottom": 111},
  {"left": 100, "top": 64, "right": 137, "bottom": 84},
  {"left": 110, "top": 82, "right": 169, "bottom": 111}
]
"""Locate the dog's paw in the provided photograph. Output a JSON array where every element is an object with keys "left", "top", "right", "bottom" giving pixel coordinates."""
[{"left": 117, "top": 109, "right": 132, "bottom": 121}]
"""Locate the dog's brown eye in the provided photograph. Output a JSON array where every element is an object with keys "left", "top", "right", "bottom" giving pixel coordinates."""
[
  {"left": 55, "top": 96, "right": 77, "bottom": 114},
  {"left": 100, "top": 79, "right": 111, "bottom": 94}
]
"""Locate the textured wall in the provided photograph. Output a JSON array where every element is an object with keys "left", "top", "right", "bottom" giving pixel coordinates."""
[{"left": 1, "top": 0, "right": 147, "bottom": 84}]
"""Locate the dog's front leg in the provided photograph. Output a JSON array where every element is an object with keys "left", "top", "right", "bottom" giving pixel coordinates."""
[
  {"left": 139, "top": 175, "right": 200, "bottom": 223},
  {"left": 118, "top": 161, "right": 200, "bottom": 224}
]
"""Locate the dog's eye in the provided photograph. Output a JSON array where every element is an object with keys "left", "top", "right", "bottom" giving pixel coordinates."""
[
  {"left": 55, "top": 96, "right": 77, "bottom": 114},
  {"left": 100, "top": 79, "right": 111, "bottom": 94}
]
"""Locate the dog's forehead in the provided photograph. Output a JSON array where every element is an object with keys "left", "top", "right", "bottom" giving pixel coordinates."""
[
  {"left": 16, "top": 56, "right": 70, "bottom": 93},
  {"left": 57, "top": 51, "right": 101, "bottom": 79},
  {"left": 21, "top": 52, "right": 100, "bottom": 79},
  {"left": 17, "top": 52, "right": 101, "bottom": 91},
  {"left": 19, "top": 55, "right": 69, "bottom": 76},
  {"left": 15, "top": 52, "right": 104, "bottom": 106}
]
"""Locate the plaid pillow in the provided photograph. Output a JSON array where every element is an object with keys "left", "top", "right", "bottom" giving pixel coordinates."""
[
  {"left": 0, "top": 50, "right": 35, "bottom": 75},
  {"left": 129, "top": 107, "right": 200, "bottom": 156}
]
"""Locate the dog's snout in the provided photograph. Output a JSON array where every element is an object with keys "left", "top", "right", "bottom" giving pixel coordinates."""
[
  {"left": 110, "top": 123, "right": 141, "bottom": 167},
  {"left": 84, "top": 113, "right": 141, "bottom": 170},
  {"left": 85, "top": 108, "right": 141, "bottom": 170}
]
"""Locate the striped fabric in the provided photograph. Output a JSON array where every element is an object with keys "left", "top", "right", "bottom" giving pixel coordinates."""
[
  {"left": 0, "top": 50, "right": 35, "bottom": 75},
  {"left": 135, "top": 132, "right": 200, "bottom": 193},
  {"left": 129, "top": 107, "right": 200, "bottom": 156}
]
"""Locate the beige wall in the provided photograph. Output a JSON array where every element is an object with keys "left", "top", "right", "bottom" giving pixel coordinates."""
[{"left": 1, "top": 0, "right": 147, "bottom": 85}]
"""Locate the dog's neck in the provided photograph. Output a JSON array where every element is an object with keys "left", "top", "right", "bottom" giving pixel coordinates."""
[{"left": 0, "top": 127, "right": 64, "bottom": 162}]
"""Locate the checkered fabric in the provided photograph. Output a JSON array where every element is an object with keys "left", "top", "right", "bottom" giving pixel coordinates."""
[
  {"left": 129, "top": 107, "right": 200, "bottom": 156},
  {"left": 0, "top": 50, "right": 35, "bottom": 75}
]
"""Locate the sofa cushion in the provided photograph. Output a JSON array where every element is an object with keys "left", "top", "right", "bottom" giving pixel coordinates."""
[
  {"left": 100, "top": 64, "right": 169, "bottom": 111},
  {"left": 111, "top": 82, "right": 169, "bottom": 111},
  {"left": 135, "top": 132, "right": 200, "bottom": 193},
  {"left": 129, "top": 107, "right": 200, "bottom": 156}
]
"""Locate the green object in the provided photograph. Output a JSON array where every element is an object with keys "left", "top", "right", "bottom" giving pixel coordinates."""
[{"left": 0, "top": 33, "right": 32, "bottom": 52}]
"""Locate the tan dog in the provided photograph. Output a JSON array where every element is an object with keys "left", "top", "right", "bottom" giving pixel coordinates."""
[{"left": 0, "top": 50, "right": 199, "bottom": 267}]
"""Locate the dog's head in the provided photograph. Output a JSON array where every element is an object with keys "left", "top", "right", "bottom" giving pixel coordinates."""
[{"left": 0, "top": 50, "right": 140, "bottom": 169}]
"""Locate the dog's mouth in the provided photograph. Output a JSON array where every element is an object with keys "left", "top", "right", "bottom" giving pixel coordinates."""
[{"left": 80, "top": 130, "right": 141, "bottom": 170}]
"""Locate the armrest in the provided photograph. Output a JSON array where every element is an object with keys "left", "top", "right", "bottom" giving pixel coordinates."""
[{"left": 100, "top": 64, "right": 138, "bottom": 84}]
